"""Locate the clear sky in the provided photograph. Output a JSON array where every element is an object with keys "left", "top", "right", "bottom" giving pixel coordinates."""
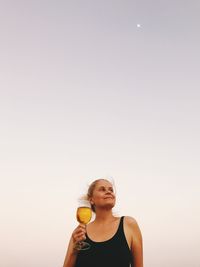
[{"left": 0, "top": 1, "right": 200, "bottom": 267}]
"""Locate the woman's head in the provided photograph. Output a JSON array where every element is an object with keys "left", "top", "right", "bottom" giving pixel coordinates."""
[{"left": 87, "top": 178, "right": 116, "bottom": 212}]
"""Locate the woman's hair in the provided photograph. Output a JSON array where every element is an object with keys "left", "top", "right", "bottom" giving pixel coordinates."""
[{"left": 85, "top": 178, "right": 115, "bottom": 212}]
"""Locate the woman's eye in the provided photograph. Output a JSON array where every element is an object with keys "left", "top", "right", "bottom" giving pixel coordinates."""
[
  {"left": 99, "top": 187, "right": 105, "bottom": 191},
  {"left": 99, "top": 187, "right": 113, "bottom": 192}
]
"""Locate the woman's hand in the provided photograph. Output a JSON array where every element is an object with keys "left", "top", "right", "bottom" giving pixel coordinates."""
[
  {"left": 63, "top": 225, "right": 86, "bottom": 267},
  {"left": 63, "top": 224, "right": 86, "bottom": 267},
  {"left": 72, "top": 224, "right": 87, "bottom": 244}
]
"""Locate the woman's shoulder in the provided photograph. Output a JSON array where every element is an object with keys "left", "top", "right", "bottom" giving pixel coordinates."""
[
  {"left": 123, "top": 216, "right": 142, "bottom": 240},
  {"left": 122, "top": 216, "right": 141, "bottom": 249},
  {"left": 123, "top": 216, "right": 141, "bottom": 233},
  {"left": 124, "top": 216, "right": 138, "bottom": 226}
]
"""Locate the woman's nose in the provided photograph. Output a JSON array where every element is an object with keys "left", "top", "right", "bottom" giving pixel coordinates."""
[{"left": 105, "top": 189, "right": 112, "bottom": 194}]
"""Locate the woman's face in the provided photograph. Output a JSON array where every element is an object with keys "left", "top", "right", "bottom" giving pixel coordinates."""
[{"left": 90, "top": 180, "right": 116, "bottom": 211}]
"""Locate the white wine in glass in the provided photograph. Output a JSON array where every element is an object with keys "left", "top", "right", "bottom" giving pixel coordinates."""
[
  {"left": 77, "top": 207, "right": 92, "bottom": 224},
  {"left": 75, "top": 201, "right": 92, "bottom": 250}
]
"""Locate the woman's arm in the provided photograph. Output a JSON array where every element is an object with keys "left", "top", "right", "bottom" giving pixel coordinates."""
[
  {"left": 63, "top": 224, "right": 86, "bottom": 267},
  {"left": 125, "top": 217, "right": 143, "bottom": 267},
  {"left": 63, "top": 236, "right": 78, "bottom": 267}
]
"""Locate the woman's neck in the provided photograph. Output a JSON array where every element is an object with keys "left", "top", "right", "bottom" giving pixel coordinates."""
[{"left": 94, "top": 209, "right": 116, "bottom": 224}]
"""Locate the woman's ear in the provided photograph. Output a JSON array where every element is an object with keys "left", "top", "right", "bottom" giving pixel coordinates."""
[{"left": 89, "top": 198, "right": 94, "bottom": 205}]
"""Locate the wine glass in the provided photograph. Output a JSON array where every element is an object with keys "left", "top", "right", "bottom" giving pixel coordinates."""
[{"left": 75, "top": 199, "right": 92, "bottom": 250}]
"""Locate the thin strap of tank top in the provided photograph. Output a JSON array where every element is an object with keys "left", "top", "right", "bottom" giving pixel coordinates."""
[
  {"left": 114, "top": 216, "right": 125, "bottom": 238},
  {"left": 119, "top": 216, "right": 125, "bottom": 230},
  {"left": 109, "top": 216, "right": 125, "bottom": 238}
]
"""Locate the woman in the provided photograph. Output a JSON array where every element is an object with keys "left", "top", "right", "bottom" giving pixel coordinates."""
[{"left": 63, "top": 178, "right": 143, "bottom": 267}]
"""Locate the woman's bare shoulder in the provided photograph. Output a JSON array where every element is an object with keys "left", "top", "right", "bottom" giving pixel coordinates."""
[
  {"left": 124, "top": 216, "right": 142, "bottom": 233},
  {"left": 124, "top": 216, "right": 138, "bottom": 226},
  {"left": 124, "top": 217, "right": 143, "bottom": 265}
]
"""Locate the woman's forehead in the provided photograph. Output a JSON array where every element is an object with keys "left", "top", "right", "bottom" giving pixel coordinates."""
[{"left": 95, "top": 179, "right": 113, "bottom": 188}]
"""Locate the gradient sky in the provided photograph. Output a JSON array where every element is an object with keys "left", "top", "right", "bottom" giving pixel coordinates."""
[{"left": 0, "top": 1, "right": 200, "bottom": 267}]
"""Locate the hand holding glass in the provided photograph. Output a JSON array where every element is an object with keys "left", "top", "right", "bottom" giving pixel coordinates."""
[{"left": 75, "top": 200, "right": 92, "bottom": 250}]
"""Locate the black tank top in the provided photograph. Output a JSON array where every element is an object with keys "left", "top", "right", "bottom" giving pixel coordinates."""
[{"left": 75, "top": 216, "right": 133, "bottom": 267}]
